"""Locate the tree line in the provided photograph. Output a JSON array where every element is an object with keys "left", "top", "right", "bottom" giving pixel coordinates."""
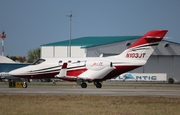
[{"left": 7, "top": 48, "right": 40, "bottom": 63}]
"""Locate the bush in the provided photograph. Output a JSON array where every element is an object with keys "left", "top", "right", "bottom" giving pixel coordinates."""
[{"left": 168, "top": 78, "right": 174, "bottom": 84}]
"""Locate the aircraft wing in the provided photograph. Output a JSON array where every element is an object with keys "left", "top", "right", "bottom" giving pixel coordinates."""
[
  {"left": 55, "top": 61, "right": 115, "bottom": 81},
  {"left": 55, "top": 63, "right": 77, "bottom": 78}
]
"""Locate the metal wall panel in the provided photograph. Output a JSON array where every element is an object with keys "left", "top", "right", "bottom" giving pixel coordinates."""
[
  {"left": 153, "top": 41, "right": 180, "bottom": 55},
  {"left": 144, "top": 56, "right": 159, "bottom": 73},
  {"left": 71, "top": 46, "right": 85, "bottom": 57},
  {"left": 130, "top": 66, "right": 143, "bottom": 73},
  {"left": 42, "top": 46, "right": 85, "bottom": 58},
  {"left": 55, "top": 46, "right": 68, "bottom": 57},
  {"left": 41, "top": 46, "right": 54, "bottom": 58},
  {"left": 158, "top": 56, "right": 173, "bottom": 79},
  {"left": 173, "top": 56, "right": 180, "bottom": 81},
  {"left": 87, "top": 39, "right": 136, "bottom": 57}
]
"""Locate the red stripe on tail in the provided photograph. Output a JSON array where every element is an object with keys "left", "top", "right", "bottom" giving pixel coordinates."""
[{"left": 129, "top": 30, "right": 168, "bottom": 48}]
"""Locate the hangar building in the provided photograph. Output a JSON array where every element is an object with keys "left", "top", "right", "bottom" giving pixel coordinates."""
[{"left": 41, "top": 36, "right": 180, "bottom": 82}]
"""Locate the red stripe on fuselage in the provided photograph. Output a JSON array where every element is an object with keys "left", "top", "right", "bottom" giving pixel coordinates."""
[
  {"left": 13, "top": 72, "right": 59, "bottom": 79},
  {"left": 101, "top": 65, "right": 141, "bottom": 80},
  {"left": 67, "top": 68, "right": 87, "bottom": 76}
]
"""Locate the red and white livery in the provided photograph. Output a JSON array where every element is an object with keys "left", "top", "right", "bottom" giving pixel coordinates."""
[{"left": 9, "top": 30, "right": 168, "bottom": 88}]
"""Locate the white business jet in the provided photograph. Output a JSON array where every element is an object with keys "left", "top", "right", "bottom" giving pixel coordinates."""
[{"left": 9, "top": 30, "right": 168, "bottom": 88}]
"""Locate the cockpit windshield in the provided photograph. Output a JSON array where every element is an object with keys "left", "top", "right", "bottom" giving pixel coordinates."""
[{"left": 32, "top": 59, "right": 45, "bottom": 65}]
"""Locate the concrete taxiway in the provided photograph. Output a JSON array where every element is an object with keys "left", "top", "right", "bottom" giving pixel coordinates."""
[{"left": 0, "top": 84, "right": 180, "bottom": 97}]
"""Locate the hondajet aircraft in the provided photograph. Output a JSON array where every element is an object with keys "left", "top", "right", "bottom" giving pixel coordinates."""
[{"left": 9, "top": 30, "right": 168, "bottom": 88}]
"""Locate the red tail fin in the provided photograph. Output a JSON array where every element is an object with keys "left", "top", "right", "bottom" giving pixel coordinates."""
[
  {"left": 129, "top": 30, "right": 168, "bottom": 48},
  {"left": 115, "top": 30, "right": 168, "bottom": 61}
]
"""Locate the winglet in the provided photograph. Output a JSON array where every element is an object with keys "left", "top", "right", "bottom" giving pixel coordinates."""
[
  {"left": 55, "top": 63, "right": 67, "bottom": 78},
  {"left": 62, "top": 63, "right": 68, "bottom": 69}
]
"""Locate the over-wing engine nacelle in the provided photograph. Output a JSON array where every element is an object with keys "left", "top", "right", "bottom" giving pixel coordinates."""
[
  {"left": 85, "top": 60, "right": 113, "bottom": 70},
  {"left": 78, "top": 60, "right": 115, "bottom": 80}
]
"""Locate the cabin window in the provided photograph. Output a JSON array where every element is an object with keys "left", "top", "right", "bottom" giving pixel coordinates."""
[
  {"left": 77, "top": 60, "right": 81, "bottom": 63},
  {"left": 68, "top": 60, "right": 71, "bottom": 63},
  {"left": 58, "top": 60, "right": 63, "bottom": 65},
  {"left": 32, "top": 59, "right": 45, "bottom": 65}
]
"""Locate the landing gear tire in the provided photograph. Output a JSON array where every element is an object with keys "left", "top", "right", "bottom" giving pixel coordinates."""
[
  {"left": 22, "top": 82, "right": 28, "bottom": 88},
  {"left": 95, "top": 82, "right": 102, "bottom": 88},
  {"left": 81, "top": 83, "right": 87, "bottom": 88}
]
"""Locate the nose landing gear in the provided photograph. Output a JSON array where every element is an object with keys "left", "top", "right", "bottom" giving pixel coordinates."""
[{"left": 22, "top": 82, "right": 28, "bottom": 88}]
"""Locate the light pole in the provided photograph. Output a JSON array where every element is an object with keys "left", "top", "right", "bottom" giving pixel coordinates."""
[
  {"left": 0, "top": 31, "right": 6, "bottom": 56},
  {"left": 66, "top": 11, "right": 73, "bottom": 57}
]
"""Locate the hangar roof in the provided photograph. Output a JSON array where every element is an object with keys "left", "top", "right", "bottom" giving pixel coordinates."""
[
  {"left": 0, "top": 56, "right": 15, "bottom": 63},
  {"left": 41, "top": 36, "right": 142, "bottom": 48}
]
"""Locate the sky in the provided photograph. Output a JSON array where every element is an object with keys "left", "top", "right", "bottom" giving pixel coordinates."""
[{"left": 0, "top": 0, "right": 180, "bottom": 56}]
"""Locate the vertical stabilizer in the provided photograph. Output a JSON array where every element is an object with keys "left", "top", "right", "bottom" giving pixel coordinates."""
[{"left": 115, "top": 30, "right": 168, "bottom": 61}]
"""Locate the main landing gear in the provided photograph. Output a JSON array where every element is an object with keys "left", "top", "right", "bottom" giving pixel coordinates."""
[
  {"left": 94, "top": 82, "right": 102, "bottom": 88},
  {"left": 80, "top": 82, "right": 102, "bottom": 88},
  {"left": 81, "top": 82, "right": 87, "bottom": 88}
]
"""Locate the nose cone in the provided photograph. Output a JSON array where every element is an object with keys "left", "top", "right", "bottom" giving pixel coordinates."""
[
  {"left": 9, "top": 69, "right": 20, "bottom": 76},
  {"left": 9, "top": 68, "right": 27, "bottom": 76}
]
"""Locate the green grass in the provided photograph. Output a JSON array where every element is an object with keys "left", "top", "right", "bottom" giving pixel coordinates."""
[{"left": 0, "top": 95, "right": 180, "bottom": 115}]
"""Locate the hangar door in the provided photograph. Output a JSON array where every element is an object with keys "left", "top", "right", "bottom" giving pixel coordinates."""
[
  {"left": 144, "top": 56, "right": 159, "bottom": 73},
  {"left": 158, "top": 56, "right": 173, "bottom": 80},
  {"left": 173, "top": 56, "right": 180, "bottom": 81}
]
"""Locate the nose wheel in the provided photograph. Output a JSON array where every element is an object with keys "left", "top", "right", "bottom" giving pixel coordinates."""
[{"left": 22, "top": 82, "right": 28, "bottom": 88}]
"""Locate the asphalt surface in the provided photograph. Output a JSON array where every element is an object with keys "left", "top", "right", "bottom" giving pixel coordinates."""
[{"left": 0, "top": 82, "right": 180, "bottom": 97}]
